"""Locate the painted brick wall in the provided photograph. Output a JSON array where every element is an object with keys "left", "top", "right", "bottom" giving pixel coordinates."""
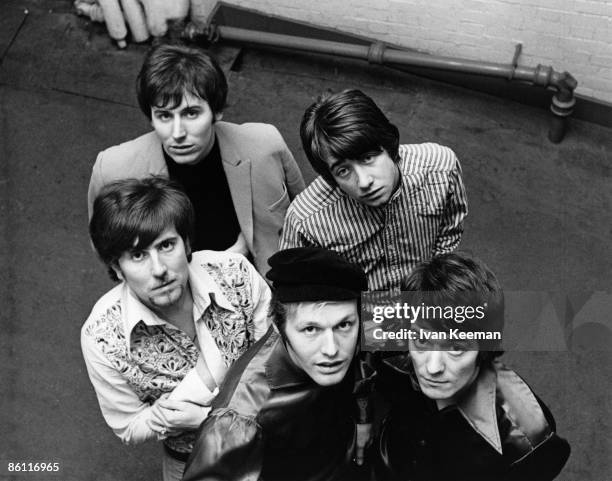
[{"left": 193, "top": 0, "right": 612, "bottom": 103}]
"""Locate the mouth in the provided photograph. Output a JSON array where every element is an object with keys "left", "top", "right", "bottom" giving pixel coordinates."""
[
  {"left": 421, "top": 377, "right": 449, "bottom": 386},
  {"left": 152, "top": 279, "right": 176, "bottom": 291},
  {"left": 315, "top": 360, "right": 345, "bottom": 374},
  {"left": 361, "top": 188, "right": 383, "bottom": 201},
  {"left": 168, "top": 144, "right": 196, "bottom": 154}
]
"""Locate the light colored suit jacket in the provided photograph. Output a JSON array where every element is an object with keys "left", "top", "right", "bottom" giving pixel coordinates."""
[{"left": 87, "top": 121, "right": 305, "bottom": 275}]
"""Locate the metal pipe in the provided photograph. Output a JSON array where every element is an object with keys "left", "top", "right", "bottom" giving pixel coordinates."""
[{"left": 185, "top": 23, "right": 577, "bottom": 142}]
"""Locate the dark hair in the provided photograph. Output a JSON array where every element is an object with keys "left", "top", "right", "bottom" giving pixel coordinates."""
[
  {"left": 300, "top": 89, "right": 400, "bottom": 185},
  {"left": 89, "top": 177, "right": 195, "bottom": 281},
  {"left": 402, "top": 252, "right": 505, "bottom": 363},
  {"left": 136, "top": 42, "right": 228, "bottom": 119}
]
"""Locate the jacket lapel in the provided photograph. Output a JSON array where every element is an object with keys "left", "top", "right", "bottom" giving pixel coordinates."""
[
  {"left": 144, "top": 132, "right": 169, "bottom": 176},
  {"left": 457, "top": 366, "right": 503, "bottom": 454},
  {"left": 216, "top": 123, "right": 254, "bottom": 246}
]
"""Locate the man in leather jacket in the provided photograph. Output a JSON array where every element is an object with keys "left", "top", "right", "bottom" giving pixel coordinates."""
[
  {"left": 183, "top": 247, "right": 369, "bottom": 481},
  {"left": 373, "top": 253, "right": 571, "bottom": 481}
]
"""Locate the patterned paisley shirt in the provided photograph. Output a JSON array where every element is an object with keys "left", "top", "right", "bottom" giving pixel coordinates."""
[{"left": 81, "top": 251, "right": 271, "bottom": 454}]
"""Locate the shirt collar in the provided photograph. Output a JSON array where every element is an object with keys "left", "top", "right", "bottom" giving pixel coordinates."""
[
  {"left": 121, "top": 260, "right": 236, "bottom": 351},
  {"left": 455, "top": 365, "right": 503, "bottom": 455},
  {"left": 387, "top": 162, "right": 404, "bottom": 204},
  {"left": 382, "top": 354, "right": 503, "bottom": 454},
  {"left": 187, "top": 259, "right": 236, "bottom": 320},
  {"left": 121, "top": 283, "right": 166, "bottom": 352}
]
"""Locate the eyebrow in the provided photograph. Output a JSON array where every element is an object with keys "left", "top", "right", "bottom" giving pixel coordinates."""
[
  {"left": 334, "top": 314, "right": 357, "bottom": 325},
  {"left": 151, "top": 105, "right": 202, "bottom": 113},
  {"left": 327, "top": 158, "right": 347, "bottom": 172},
  {"left": 296, "top": 314, "right": 356, "bottom": 328},
  {"left": 153, "top": 234, "right": 178, "bottom": 247}
]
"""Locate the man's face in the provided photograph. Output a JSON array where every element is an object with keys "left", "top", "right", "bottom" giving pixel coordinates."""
[
  {"left": 408, "top": 334, "right": 479, "bottom": 408},
  {"left": 151, "top": 92, "right": 219, "bottom": 166},
  {"left": 325, "top": 149, "right": 400, "bottom": 208},
  {"left": 113, "top": 227, "right": 191, "bottom": 314},
  {"left": 283, "top": 300, "right": 359, "bottom": 386}
]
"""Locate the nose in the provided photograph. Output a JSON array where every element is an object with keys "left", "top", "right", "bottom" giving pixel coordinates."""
[
  {"left": 355, "top": 166, "right": 373, "bottom": 190},
  {"left": 150, "top": 252, "right": 168, "bottom": 278},
  {"left": 172, "top": 115, "right": 186, "bottom": 140},
  {"left": 320, "top": 330, "right": 339, "bottom": 358},
  {"left": 425, "top": 351, "right": 445, "bottom": 375}
]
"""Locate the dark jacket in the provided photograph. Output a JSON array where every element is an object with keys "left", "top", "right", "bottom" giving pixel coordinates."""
[
  {"left": 374, "top": 356, "right": 570, "bottom": 481},
  {"left": 183, "top": 326, "right": 357, "bottom": 481}
]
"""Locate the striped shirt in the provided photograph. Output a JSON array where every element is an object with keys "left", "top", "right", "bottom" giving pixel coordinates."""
[{"left": 279, "top": 143, "right": 468, "bottom": 291}]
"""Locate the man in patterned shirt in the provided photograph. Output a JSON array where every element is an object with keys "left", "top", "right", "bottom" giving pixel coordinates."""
[
  {"left": 280, "top": 89, "right": 468, "bottom": 291},
  {"left": 81, "top": 177, "right": 271, "bottom": 481}
]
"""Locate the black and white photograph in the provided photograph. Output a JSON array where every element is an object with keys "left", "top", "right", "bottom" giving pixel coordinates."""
[{"left": 1, "top": 0, "right": 610, "bottom": 480}]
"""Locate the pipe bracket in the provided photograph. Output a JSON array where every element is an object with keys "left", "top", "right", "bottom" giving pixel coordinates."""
[
  {"left": 206, "top": 23, "right": 220, "bottom": 43},
  {"left": 367, "top": 42, "right": 386, "bottom": 64},
  {"left": 508, "top": 43, "right": 522, "bottom": 80},
  {"left": 533, "top": 64, "right": 553, "bottom": 87},
  {"left": 183, "top": 22, "right": 219, "bottom": 43}
]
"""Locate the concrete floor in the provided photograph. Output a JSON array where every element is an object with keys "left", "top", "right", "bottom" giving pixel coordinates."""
[{"left": 1, "top": 2, "right": 610, "bottom": 480}]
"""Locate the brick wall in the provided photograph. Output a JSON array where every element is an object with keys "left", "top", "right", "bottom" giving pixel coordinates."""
[{"left": 192, "top": 0, "right": 612, "bottom": 103}]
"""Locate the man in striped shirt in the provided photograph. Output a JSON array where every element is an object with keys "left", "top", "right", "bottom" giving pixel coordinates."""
[{"left": 280, "top": 89, "right": 468, "bottom": 291}]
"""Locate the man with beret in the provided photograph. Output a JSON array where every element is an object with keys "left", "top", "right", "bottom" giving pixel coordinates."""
[{"left": 182, "top": 247, "right": 369, "bottom": 481}]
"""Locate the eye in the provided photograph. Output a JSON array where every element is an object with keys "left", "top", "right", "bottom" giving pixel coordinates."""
[
  {"left": 413, "top": 337, "right": 429, "bottom": 349},
  {"left": 301, "top": 325, "right": 319, "bottom": 335},
  {"left": 154, "top": 111, "right": 171, "bottom": 121},
  {"left": 184, "top": 109, "right": 200, "bottom": 119},
  {"left": 334, "top": 167, "right": 350, "bottom": 178},
  {"left": 336, "top": 320, "right": 354, "bottom": 331},
  {"left": 448, "top": 343, "right": 468, "bottom": 356},
  {"left": 130, "top": 250, "right": 146, "bottom": 262},
  {"left": 159, "top": 239, "right": 176, "bottom": 252}
]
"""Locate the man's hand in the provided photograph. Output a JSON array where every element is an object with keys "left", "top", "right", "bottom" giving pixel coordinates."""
[
  {"left": 149, "top": 399, "right": 208, "bottom": 437},
  {"left": 225, "top": 232, "right": 249, "bottom": 257},
  {"left": 354, "top": 423, "right": 373, "bottom": 466}
]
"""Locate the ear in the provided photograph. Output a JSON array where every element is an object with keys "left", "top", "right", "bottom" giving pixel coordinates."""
[
  {"left": 111, "top": 262, "right": 125, "bottom": 282},
  {"left": 184, "top": 238, "right": 192, "bottom": 262},
  {"left": 214, "top": 111, "right": 223, "bottom": 122}
]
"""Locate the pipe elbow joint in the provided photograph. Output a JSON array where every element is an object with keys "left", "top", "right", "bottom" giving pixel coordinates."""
[
  {"left": 550, "top": 71, "right": 577, "bottom": 119},
  {"left": 552, "top": 71, "right": 578, "bottom": 100}
]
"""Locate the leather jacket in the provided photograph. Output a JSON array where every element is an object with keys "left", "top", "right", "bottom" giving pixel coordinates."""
[
  {"left": 373, "top": 355, "right": 570, "bottom": 481},
  {"left": 183, "top": 326, "right": 357, "bottom": 481}
]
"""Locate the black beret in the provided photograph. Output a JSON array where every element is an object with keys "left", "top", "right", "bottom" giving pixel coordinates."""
[{"left": 266, "top": 247, "right": 368, "bottom": 302}]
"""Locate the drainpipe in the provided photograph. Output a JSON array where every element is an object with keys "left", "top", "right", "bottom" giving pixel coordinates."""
[{"left": 184, "top": 23, "right": 577, "bottom": 143}]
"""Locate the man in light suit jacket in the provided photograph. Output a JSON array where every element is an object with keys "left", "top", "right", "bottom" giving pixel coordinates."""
[{"left": 87, "top": 42, "right": 305, "bottom": 275}]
